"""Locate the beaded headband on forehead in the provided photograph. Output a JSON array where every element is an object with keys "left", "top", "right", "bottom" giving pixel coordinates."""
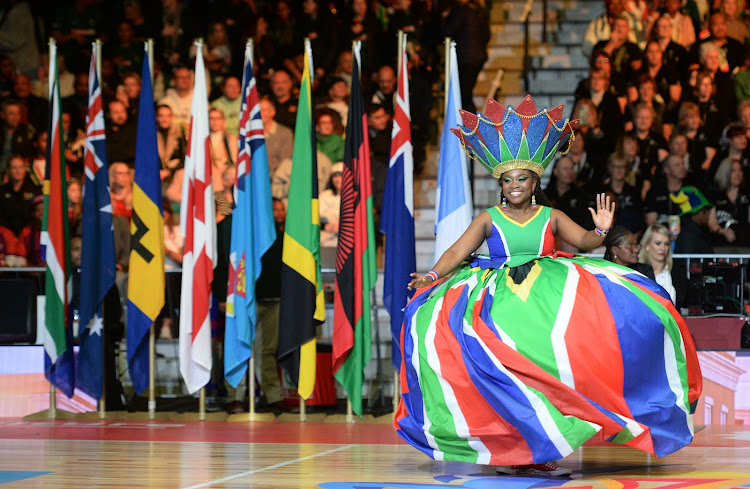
[{"left": 451, "top": 95, "right": 578, "bottom": 178}]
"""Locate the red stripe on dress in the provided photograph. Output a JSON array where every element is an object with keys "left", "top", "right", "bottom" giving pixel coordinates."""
[{"left": 432, "top": 285, "right": 534, "bottom": 465}]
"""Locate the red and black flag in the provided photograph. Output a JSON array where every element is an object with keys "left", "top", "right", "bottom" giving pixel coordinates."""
[{"left": 332, "top": 42, "right": 377, "bottom": 416}]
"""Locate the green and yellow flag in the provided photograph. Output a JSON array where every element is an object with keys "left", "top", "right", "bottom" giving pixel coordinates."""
[{"left": 277, "top": 41, "right": 325, "bottom": 400}]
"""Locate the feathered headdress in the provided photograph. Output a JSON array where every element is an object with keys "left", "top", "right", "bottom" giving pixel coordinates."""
[{"left": 451, "top": 95, "right": 577, "bottom": 178}]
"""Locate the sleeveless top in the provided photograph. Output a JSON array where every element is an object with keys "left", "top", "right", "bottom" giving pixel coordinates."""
[{"left": 470, "top": 205, "right": 555, "bottom": 269}]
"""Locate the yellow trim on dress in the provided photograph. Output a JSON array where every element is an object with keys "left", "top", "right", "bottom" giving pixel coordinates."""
[{"left": 496, "top": 205, "right": 544, "bottom": 228}]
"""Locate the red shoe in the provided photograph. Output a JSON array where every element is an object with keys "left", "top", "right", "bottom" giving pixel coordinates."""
[{"left": 530, "top": 462, "right": 572, "bottom": 476}]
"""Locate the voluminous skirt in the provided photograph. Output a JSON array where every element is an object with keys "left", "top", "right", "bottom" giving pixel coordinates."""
[{"left": 394, "top": 254, "right": 702, "bottom": 465}]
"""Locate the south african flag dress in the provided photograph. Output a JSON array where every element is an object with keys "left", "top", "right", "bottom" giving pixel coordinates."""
[{"left": 395, "top": 205, "right": 702, "bottom": 465}]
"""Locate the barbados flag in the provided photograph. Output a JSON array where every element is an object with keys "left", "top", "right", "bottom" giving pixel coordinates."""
[
  {"left": 224, "top": 42, "right": 275, "bottom": 388},
  {"left": 127, "top": 48, "right": 165, "bottom": 395}
]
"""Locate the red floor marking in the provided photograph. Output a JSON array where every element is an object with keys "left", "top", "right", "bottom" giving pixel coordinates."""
[{"left": 0, "top": 418, "right": 404, "bottom": 445}]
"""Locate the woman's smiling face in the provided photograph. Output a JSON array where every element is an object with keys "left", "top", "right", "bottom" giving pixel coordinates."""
[{"left": 500, "top": 169, "right": 535, "bottom": 206}]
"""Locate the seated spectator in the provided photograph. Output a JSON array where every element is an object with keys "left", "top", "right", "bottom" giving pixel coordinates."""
[
  {"left": 709, "top": 158, "right": 750, "bottom": 246},
  {"left": 269, "top": 69, "right": 298, "bottom": 131},
  {"left": 271, "top": 150, "right": 332, "bottom": 209},
  {"left": 689, "top": 12, "right": 745, "bottom": 74},
  {"left": 21, "top": 194, "right": 43, "bottom": 266},
  {"left": 259, "top": 97, "right": 293, "bottom": 177},
  {"left": 29, "top": 130, "right": 46, "bottom": 186},
  {"left": 366, "top": 103, "right": 391, "bottom": 214},
  {"left": 545, "top": 156, "right": 596, "bottom": 251},
  {"left": 628, "top": 103, "right": 668, "bottom": 178},
  {"left": 330, "top": 50, "right": 354, "bottom": 89},
  {"left": 691, "top": 70, "right": 729, "bottom": 146},
  {"left": 371, "top": 65, "right": 396, "bottom": 114},
  {"left": 344, "top": 1, "right": 382, "bottom": 75},
  {"left": 319, "top": 162, "right": 343, "bottom": 247},
  {"left": 67, "top": 178, "right": 82, "bottom": 235},
  {"left": 674, "top": 186, "right": 715, "bottom": 253},
  {"left": 0, "top": 99, "right": 34, "bottom": 174},
  {"left": 32, "top": 53, "right": 75, "bottom": 99},
  {"left": 631, "top": 40, "right": 681, "bottom": 111},
  {"left": 105, "top": 100, "right": 137, "bottom": 166},
  {"left": 156, "top": 104, "right": 186, "bottom": 188},
  {"left": 268, "top": 0, "right": 302, "bottom": 66},
  {"left": 570, "top": 97, "right": 613, "bottom": 172},
  {"left": 62, "top": 72, "right": 89, "bottom": 130},
  {"left": 0, "top": 56, "right": 14, "bottom": 97},
  {"left": 322, "top": 77, "right": 350, "bottom": 126},
  {"left": 210, "top": 76, "right": 242, "bottom": 137},
  {"left": 116, "top": 72, "right": 142, "bottom": 122},
  {"left": 677, "top": 100, "right": 717, "bottom": 176},
  {"left": 616, "top": 132, "right": 650, "bottom": 199},
  {"left": 109, "top": 162, "right": 132, "bottom": 220},
  {"left": 650, "top": 15, "right": 690, "bottom": 81},
  {"left": 644, "top": 0, "right": 695, "bottom": 49},
  {"left": 215, "top": 165, "right": 235, "bottom": 223},
  {"left": 602, "top": 225, "right": 655, "bottom": 278},
  {"left": 734, "top": 51, "right": 750, "bottom": 104},
  {"left": 159, "top": 67, "right": 194, "bottom": 132},
  {"left": 208, "top": 108, "right": 238, "bottom": 191},
  {"left": 574, "top": 68, "right": 624, "bottom": 153},
  {"left": 599, "top": 154, "right": 643, "bottom": 233},
  {"left": 592, "top": 15, "right": 643, "bottom": 88},
  {"left": 719, "top": 0, "right": 748, "bottom": 44},
  {"left": 644, "top": 153, "right": 688, "bottom": 226},
  {"left": 669, "top": 131, "right": 701, "bottom": 186},
  {"left": 574, "top": 50, "right": 627, "bottom": 105},
  {"left": 62, "top": 110, "right": 85, "bottom": 178},
  {"left": 639, "top": 223, "right": 686, "bottom": 307},
  {"left": 583, "top": 0, "right": 645, "bottom": 57},
  {"left": 315, "top": 109, "right": 344, "bottom": 164},
  {"left": 712, "top": 124, "right": 750, "bottom": 172},
  {"left": 163, "top": 199, "right": 184, "bottom": 269},
  {"left": 109, "top": 20, "right": 142, "bottom": 76},
  {"left": 12, "top": 73, "right": 48, "bottom": 133},
  {"left": 0, "top": 155, "right": 41, "bottom": 237},
  {"left": 567, "top": 129, "right": 601, "bottom": 191},
  {"left": 191, "top": 21, "right": 232, "bottom": 94},
  {"left": 624, "top": 74, "right": 671, "bottom": 139}
]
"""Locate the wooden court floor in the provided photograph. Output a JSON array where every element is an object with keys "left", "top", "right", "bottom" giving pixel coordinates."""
[{"left": 0, "top": 419, "right": 749, "bottom": 488}]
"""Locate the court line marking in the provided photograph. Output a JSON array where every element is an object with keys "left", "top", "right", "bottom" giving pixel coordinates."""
[{"left": 181, "top": 444, "right": 358, "bottom": 489}]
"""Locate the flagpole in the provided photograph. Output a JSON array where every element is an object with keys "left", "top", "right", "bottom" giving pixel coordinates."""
[
  {"left": 49, "top": 384, "right": 56, "bottom": 419},
  {"left": 48, "top": 37, "right": 57, "bottom": 420},
  {"left": 147, "top": 39, "right": 154, "bottom": 84},
  {"left": 245, "top": 38, "right": 258, "bottom": 422},
  {"left": 199, "top": 387, "right": 206, "bottom": 421},
  {"left": 300, "top": 396, "right": 306, "bottom": 422},
  {"left": 444, "top": 37, "right": 451, "bottom": 115},
  {"left": 346, "top": 400, "right": 353, "bottom": 423},
  {"left": 149, "top": 324, "right": 155, "bottom": 419}
]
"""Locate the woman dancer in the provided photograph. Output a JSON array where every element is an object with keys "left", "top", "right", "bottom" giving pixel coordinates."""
[{"left": 396, "top": 96, "right": 702, "bottom": 476}]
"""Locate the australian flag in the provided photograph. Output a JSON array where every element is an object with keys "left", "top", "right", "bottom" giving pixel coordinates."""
[{"left": 76, "top": 43, "right": 116, "bottom": 399}]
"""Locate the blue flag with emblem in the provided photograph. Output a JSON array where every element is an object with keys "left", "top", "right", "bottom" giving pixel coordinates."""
[
  {"left": 224, "top": 44, "right": 275, "bottom": 387},
  {"left": 77, "top": 43, "right": 116, "bottom": 399}
]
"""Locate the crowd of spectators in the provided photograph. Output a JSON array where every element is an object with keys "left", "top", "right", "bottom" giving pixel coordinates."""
[
  {"left": 557, "top": 0, "right": 750, "bottom": 257},
  {"left": 0, "top": 0, "right": 490, "bottom": 267}
]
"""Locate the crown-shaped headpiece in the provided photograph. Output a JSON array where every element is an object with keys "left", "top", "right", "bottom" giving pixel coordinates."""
[{"left": 451, "top": 95, "right": 577, "bottom": 178}]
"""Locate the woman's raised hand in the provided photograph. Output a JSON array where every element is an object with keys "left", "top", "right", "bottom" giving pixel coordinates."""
[{"left": 589, "top": 193, "right": 616, "bottom": 231}]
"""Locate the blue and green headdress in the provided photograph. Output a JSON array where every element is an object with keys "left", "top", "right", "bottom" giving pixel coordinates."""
[{"left": 451, "top": 95, "right": 577, "bottom": 178}]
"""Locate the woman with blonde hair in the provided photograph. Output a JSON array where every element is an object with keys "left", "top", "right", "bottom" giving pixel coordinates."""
[{"left": 639, "top": 223, "right": 687, "bottom": 307}]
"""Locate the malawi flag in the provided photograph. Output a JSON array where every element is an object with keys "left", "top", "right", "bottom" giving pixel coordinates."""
[
  {"left": 77, "top": 42, "right": 116, "bottom": 399},
  {"left": 332, "top": 42, "right": 377, "bottom": 416},
  {"left": 277, "top": 41, "right": 325, "bottom": 400},
  {"left": 42, "top": 41, "right": 74, "bottom": 398}
]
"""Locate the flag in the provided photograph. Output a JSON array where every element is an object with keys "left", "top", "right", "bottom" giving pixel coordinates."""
[
  {"left": 434, "top": 40, "right": 474, "bottom": 262},
  {"left": 127, "top": 47, "right": 165, "bottom": 395},
  {"left": 277, "top": 41, "right": 324, "bottom": 400},
  {"left": 179, "top": 41, "right": 216, "bottom": 394},
  {"left": 77, "top": 42, "right": 116, "bottom": 399},
  {"left": 380, "top": 34, "right": 416, "bottom": 371},
  {"left": 332, "top": 42, "right": 377, "bottom": 416},
  {"left": 42, "top": 41, "right": 74, "bottom": 398},
  {"left": 224, "top": 43, "right": 275, "bottom": 388}
]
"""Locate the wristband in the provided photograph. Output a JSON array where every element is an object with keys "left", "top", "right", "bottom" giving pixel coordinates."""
[
  {"left": 594, "top": 227, "right": 609, "bottom": 237},
  {"left": 426, "top": 270, "right": 439, "bottom": 281}
]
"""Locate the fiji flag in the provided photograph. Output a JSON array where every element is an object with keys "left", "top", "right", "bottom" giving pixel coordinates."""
[
  {"left": 224, "top": 42, "right": 275, "bottom": 388},
  {"left": 380, "top": 34, "right": 416, "bottom": 370},
  {"left": 434, "top": 40, "right": 474, "bottom": 262},
  {"left": 77, "top": 43, "right": 116, "bottom": 399}
]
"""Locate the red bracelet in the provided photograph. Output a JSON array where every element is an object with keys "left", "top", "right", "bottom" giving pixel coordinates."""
[{"left": 426, "top": 270, "right": 439, "bottom": 281}]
